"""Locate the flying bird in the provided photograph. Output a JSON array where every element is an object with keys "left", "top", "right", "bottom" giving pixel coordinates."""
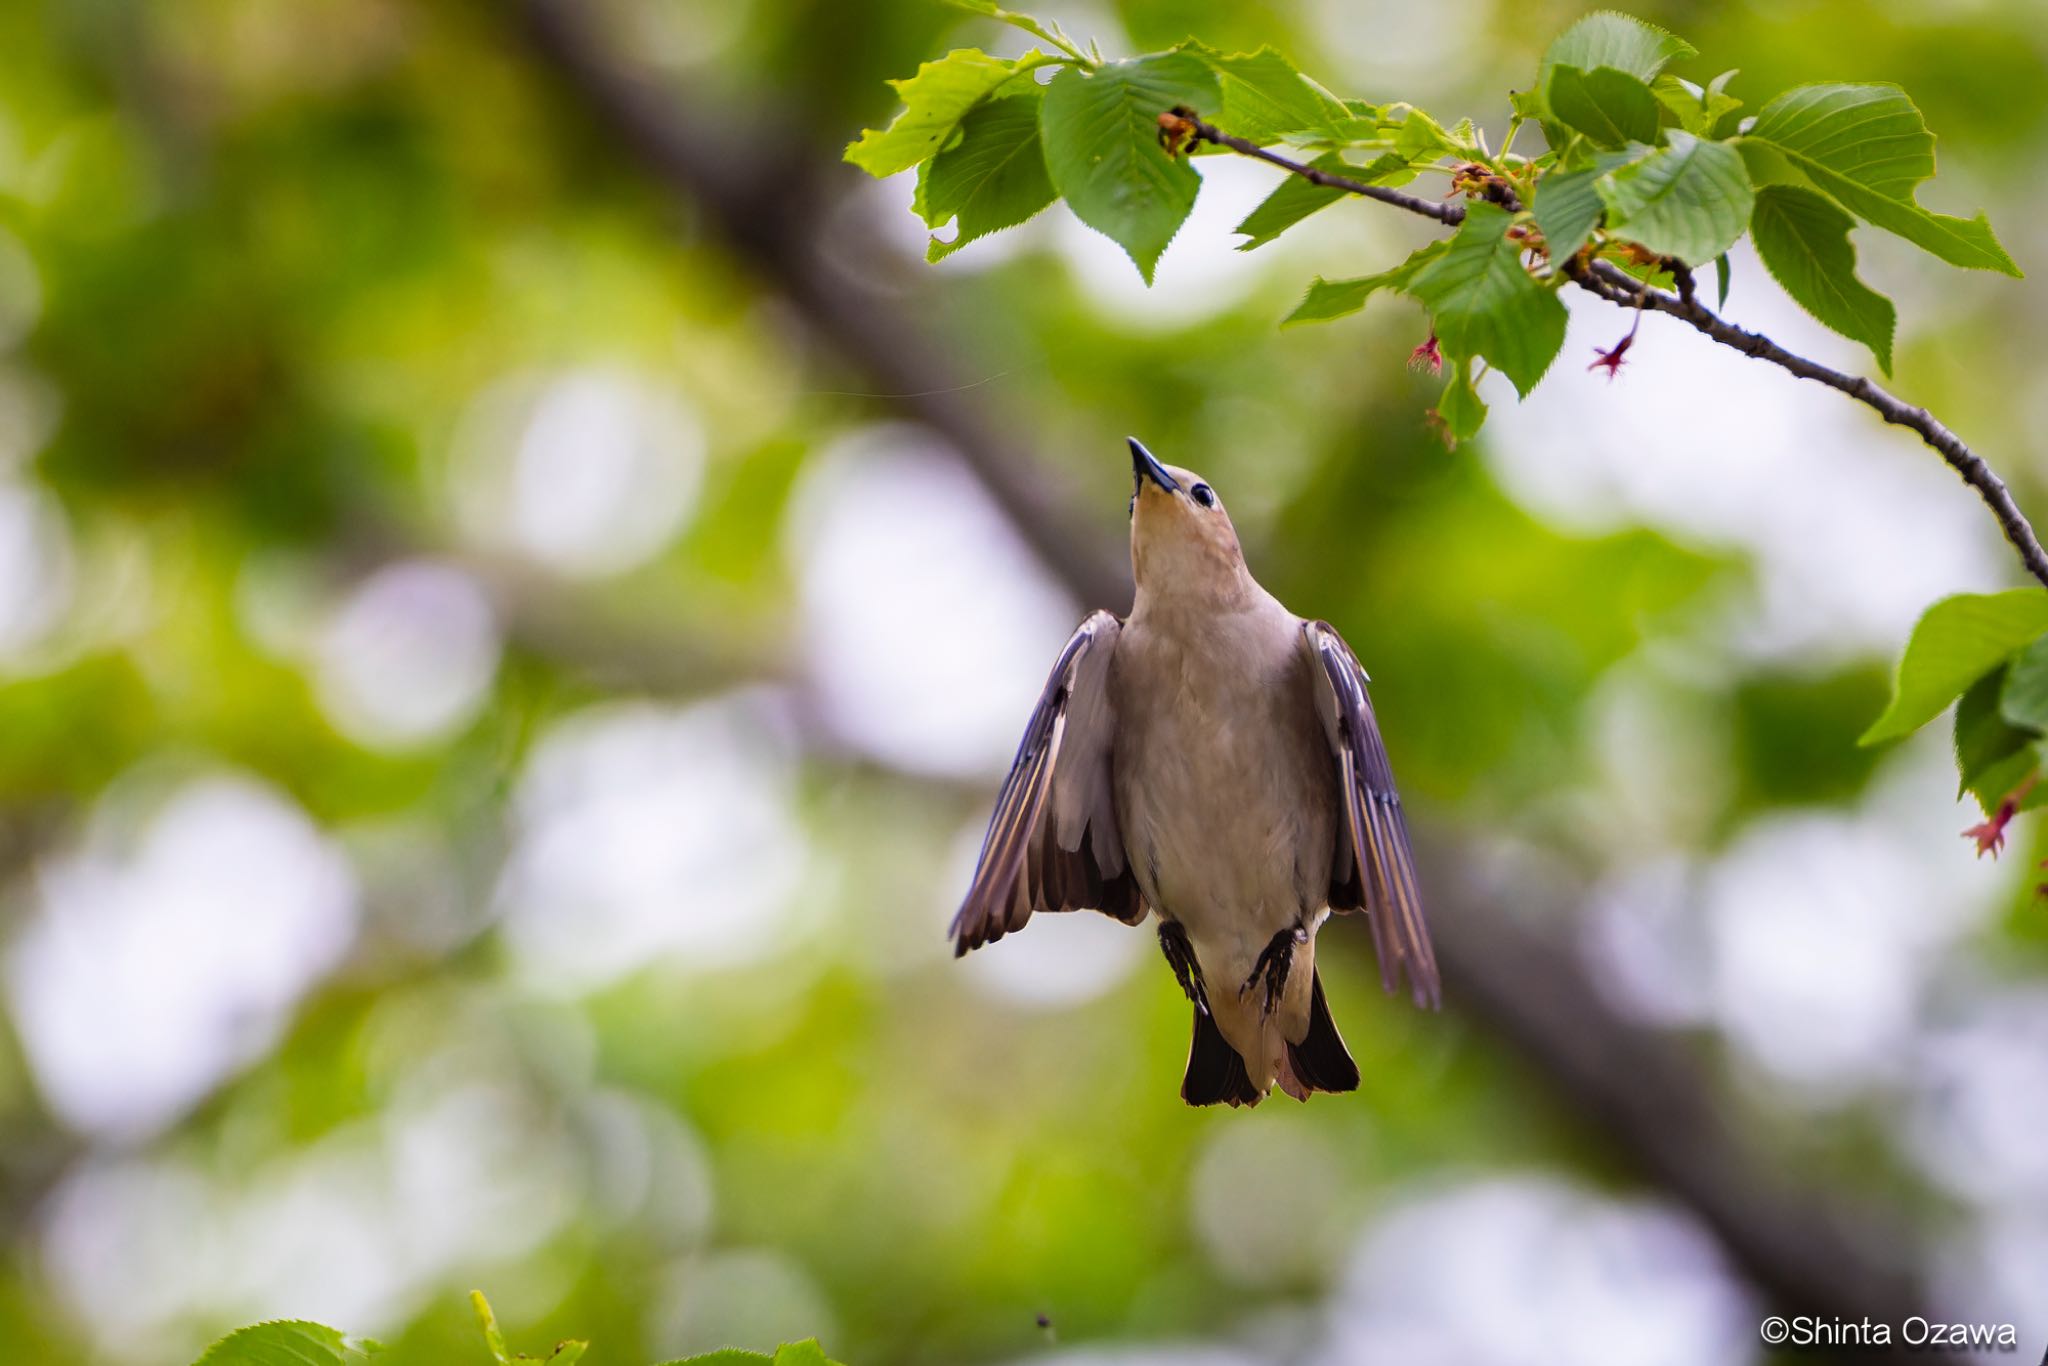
[{"left": 951, "top": 438, "right": 1439, "bottom": 1107}]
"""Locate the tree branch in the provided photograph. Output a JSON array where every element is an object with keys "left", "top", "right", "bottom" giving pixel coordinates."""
[{"left": 1188, "top": 116, "right": 2048, "bottom": 592}]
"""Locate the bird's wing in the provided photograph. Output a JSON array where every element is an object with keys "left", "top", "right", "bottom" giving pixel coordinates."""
[
  {"left": 951, "top": 610, "right": 1145, "bottom": 955},
  {"left": 1301, "top": 619, "right": 1441, "bottom": 1008}
]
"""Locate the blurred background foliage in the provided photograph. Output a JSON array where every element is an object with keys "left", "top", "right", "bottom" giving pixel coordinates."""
[{"left": 0, "top": 0, "right": 2045, "bottom": 1363}]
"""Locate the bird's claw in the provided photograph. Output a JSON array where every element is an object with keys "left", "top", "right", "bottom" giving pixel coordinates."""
[
  {"left": 1242, "top": 926, "right": 1306, "bottom": 1019},
  {"left": 1158, "top": 920, "right": 1209, "bottom": 1015}
]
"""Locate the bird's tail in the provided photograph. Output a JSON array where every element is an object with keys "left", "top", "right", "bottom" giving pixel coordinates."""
[
  {"left": 1280, "top": 970, "right": 1359, "bottom": 1096},
  {"left": 1182, "top": 1007, "right": 1262, "bottom": 1107}
]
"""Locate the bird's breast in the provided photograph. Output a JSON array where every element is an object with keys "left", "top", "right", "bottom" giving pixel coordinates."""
[{"left": 1109, "top": 610, "right": 1337, "bottom": 961}]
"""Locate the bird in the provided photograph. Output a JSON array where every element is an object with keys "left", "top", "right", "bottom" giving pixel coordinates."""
[{"left": 950, "top": 437, "right": 1440, "bottom": 1107}]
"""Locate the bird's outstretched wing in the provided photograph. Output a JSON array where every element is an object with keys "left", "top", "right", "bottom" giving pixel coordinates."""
[
  {"left": 1302, "top": 620, "right": 1441, "bottom": 1008},
  {"left": 951, "top": 611, "right": 1144, "bottom": 955}
]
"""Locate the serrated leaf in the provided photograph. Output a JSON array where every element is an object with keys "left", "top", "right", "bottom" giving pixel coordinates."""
[
  {"left": 1408, "top": 202, "right": 1567, "bottom": 395},
  {"left": 846, "top": 49, "right": 1036, "bottom": 178},
  {"left": 1747, "top": 83, "right": 2020, "bottom": 276},
  {"left": 1276, "top": 97, "right": 1384, "bottom": 150},
  {"left": 1596, "top": 129, "right": 1752, "bottom": 264},
  {"left": 1039, "top": 54, "right": 1221, "bottom": 282},
  {"left": 1280, "top": 239, "right": 1448, "bottom": 325},
  {"left": 1542, "top": 11, "right": 1697, "bottom": 83},
  {"left": 1862, "top": 590, "right": 2048, "bottom": 744},
  {"left": 1234, "top": 151, "right": 1411, "bottom": 250},
  {"left": 1181, "top": 44, "right": 1343, "bottom": 147},
  {"left": 1548, "top": 66, "right": 1661, "bottom": 147},
  {"left": 921, "top": 93, "right": 1055, "bottom": 260},
  {"left": 651, "top": 1344, "right": 844, "bottom": 1366},
  {"left": 941, "top": 1, "right": 1086, "bottom": 61},
  {"left": 1435, "top": 357, "right": 1487, "bottom": 444},
  {"left": 1957, "top": 664, "right": 2041, "bottom": 810},
  {"left": 2001, "top": 633, "right": 2048, "bottom": 731},
  {"left": 1387, "top": 105, "right": 1466, "bottom": 161},
  {"left": 193, "top": 1322, "right": 379, "bottom": 1366},
  {"left": 1795, "top": 170, "right": 2018, "bottom": 277},
  {"left": 1533, "top": 166, "right": 1605, "bottom": 261},
  {"left": 1652, "top": 71, "right": 1742, "bottom": 136},
  {"left": 1234, "top": 154, "right": 1346, "bottom": 249},
  {"left": 1750, "top": 184, "right": 1895, "bottom": 373}
]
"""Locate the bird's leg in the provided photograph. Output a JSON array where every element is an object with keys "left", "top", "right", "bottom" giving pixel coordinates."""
[
  {"left": 1242, "top": 925, "right": 1309, "bottom": 1018},
  {"left": 1158, "top": 920, "right": 1209, "bottom": 1015}
]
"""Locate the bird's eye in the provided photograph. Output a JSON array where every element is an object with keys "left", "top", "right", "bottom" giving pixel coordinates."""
[{"left": 1190, "top": 483, "right": 1216, "bottom": 508}]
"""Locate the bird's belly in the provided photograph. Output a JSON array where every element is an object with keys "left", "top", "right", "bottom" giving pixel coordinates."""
[{"left": 1115, "top": 713, "right": 1333, "bottom": 974}]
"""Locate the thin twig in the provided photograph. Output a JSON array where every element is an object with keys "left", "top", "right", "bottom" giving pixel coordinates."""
[
  {"left": 1186, "top": 116, "right": 2048, "bottom": 591},
  {"left": 1191, "top": 119, "right": 1466, "bottom": 225}
]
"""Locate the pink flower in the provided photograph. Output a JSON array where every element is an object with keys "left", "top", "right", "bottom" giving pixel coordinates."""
[
  {"left": 1964, "top": 776, "right": 2038, "bottom": 858},
  {"left": 1964, "top": 802, "right": 2014, "bottom": 858},
  {"left": 1588, "top": 332, "right": 1634, "bottom": 380},
  {"left": 1408, "top": 333, "right": 1443, "bottom": 376}
]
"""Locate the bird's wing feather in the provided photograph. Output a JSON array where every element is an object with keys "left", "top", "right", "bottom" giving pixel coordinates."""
[
  {"left": 1302, "top": 620, "right": 1441, "bottom": 1008},
  {"left": 951, "top": 611, "right": 1144, "bottom": 955}
]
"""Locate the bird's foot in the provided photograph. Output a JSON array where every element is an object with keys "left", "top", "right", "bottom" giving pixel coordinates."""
[
  {"left": 1158, "top": 920, "right": 1208, "bottom": 1014},
  {"left": 1242, "top": 925, "right": 1308, "bottom": 1018}
]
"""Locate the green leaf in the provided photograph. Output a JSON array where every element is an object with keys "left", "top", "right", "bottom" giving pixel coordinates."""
[
  {"left": 1596, "top": 129, "right": 1753, "bottom": 264},
  {"left": 1280, "top": 239, "right": 1448, "bottom": 325},
  {"left": 653, "top": 1343, "right": 843, "bottom": 1366},
  {"left": 1548, "top": 66, "right": 1661, "bottom": 147},
  {"left": 1435, "top": 357, "right": 1487, "bottom": 445},
  {"left": 193, "top": 1322, "right": 380, "bottom": 1366},
  {"left": 1274, "top": 97, "right": 1383, "bottom": 149},
  {"left": 1180, "top": 44, "right": 1342, "bottom": 147},
  {"left": 846, "top": 49, "right": 1037, "bottom": 178},
  {"left": 1704, "top": 70, "right": 1743, "bottom": 132},
  {"left": 920, "top": 93, "right": 1056, "bottom": 260},
  {"left": 1039, "top": 54, "right": 1221, "bottom": 282},
  {"left": 1234, "top": 154, "right": 1345, "bottom": 249},
  {"left": 1407, "top": 201, "right": 1567, "bottom": 395},
  {"left": 2001, "top": 633, "right": 2048, "bottom": 731},
  {"left": 475, "top": 1292, "right": 512, "bottom": 1364},
  {"left": 1749, "top": 184, "right": 1895, "bottom": 373},
  {"left": 1862, "top": 590, "right": 2048, "bottom": 744},
  {"left": 1234, "top": 151, "right": 1411, "bottom": 250},
  {"left": 1652, "top": 71, "right": 1742, "bottom": 137},
  {"left": 1713, "top": 252, "right": 1731, "bottom": 308},
  {"left": 1386, "top": 105, "right": 1468, "bottom": 161},
  {"left": 1537, "top": 145, "right": 1651, "bottom": 249},
  {"left": 469, "top": 1292, "right": 584, "bottom": 1365},
  {"left": 1533, "top": 166, "right": 1605, "bottom": 261},
  {"left": 1956, "top": 665, "right": 2041, "bottom": 810},
  {"left": 940, "top": 1, "right": 1087, "bottom": 62},
  {"left": 1747, "top": 83, "right": 2020, "bottom": 276},
  {"left": 1542, "top": 11, "right": 1697, "bottom": 84}
]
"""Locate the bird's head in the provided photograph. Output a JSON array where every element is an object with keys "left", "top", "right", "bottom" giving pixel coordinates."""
[{"left": 1126, "top": 437, "right": 1250, "bottom": 603}]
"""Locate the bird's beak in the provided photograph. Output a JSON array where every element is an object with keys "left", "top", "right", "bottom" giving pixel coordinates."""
[{"left": 1129, "top": 437, "right": 1181, "bottom": 496}]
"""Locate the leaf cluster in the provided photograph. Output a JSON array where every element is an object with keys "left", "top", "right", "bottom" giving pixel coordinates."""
[{"left": 846, "top": 6, "right": 2019, "bottom": 441}]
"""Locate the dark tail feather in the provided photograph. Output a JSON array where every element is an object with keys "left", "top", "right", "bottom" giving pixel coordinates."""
[
  {"left": 1286, "top": 971, "right": 1360, "bottom": 1094},
  {"left": 1182, "top": 1008, "right": 1262, "bottom": 1107}
]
